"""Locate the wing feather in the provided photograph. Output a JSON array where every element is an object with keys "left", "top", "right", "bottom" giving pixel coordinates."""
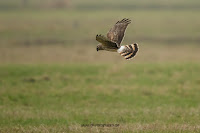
[
  {"left": 107, "top": 18, "right": 131, "bottom": 46},
  {"left": 96, "top": 34, "right": 118, "bottom": 48}
]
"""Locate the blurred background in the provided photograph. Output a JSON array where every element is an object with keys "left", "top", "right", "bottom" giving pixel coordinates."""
[
  {"left": 1, "top": 1, "right": 200, "bottom": 132},
  {"left": 0, "top": 0, "right": 200, "bottom": 64}
]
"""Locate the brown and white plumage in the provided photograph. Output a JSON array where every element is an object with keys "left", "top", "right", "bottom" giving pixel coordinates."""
[{"left": 96, "top": 18, "right": 139, "bottom": 60}]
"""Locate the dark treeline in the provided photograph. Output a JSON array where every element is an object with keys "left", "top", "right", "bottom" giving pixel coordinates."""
[
  {"left": 1, "top": 0, "right": 200, "bottom": 10},
  {"left": 0, "top": 0, "right": 70, "bottom": 9}
]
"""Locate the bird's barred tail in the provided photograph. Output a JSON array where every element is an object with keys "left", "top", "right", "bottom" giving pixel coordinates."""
[{"left": 118, "top": 43, "right": 139, "bottom": 60}]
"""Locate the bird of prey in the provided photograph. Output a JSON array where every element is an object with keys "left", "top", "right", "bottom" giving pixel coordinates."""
[{"left": 96, "top": 18, "right": 139, "bottom": 60}]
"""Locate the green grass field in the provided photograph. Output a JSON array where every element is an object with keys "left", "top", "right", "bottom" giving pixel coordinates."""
[
  {"left": 0, "top": 0, "right": 200, "bottom": 132},
  {"left": 0, "top": 64, "right": 200, "bottom": 132}
]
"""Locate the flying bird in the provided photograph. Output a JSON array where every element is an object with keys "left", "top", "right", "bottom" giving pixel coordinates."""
[{"left": 96, "top": 18, "right": 139, "bottom": 60}]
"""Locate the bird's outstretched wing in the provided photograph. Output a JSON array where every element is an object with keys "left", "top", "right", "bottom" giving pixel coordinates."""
[
  {"left": 96, "top": 34, "right": 118, "bottom": 48},
  {"left": 107, "top": 18, "right": 131, "bottom": 46}
]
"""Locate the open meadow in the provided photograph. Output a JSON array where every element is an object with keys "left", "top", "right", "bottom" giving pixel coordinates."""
[{"left": 0, "top": 0, "right": 200, "bottom": 132}]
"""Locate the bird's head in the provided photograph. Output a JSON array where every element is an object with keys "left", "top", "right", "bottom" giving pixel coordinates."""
[{"left": 96, "top": 44, "right": 103, "bottom": 52}]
